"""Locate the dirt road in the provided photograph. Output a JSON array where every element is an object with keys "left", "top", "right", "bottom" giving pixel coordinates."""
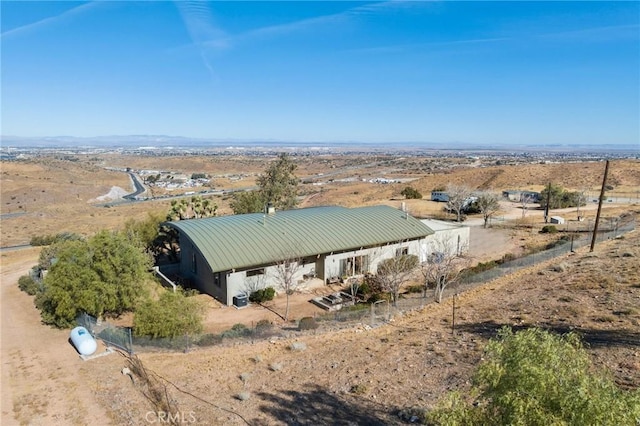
[{"left": 1, "top": 249, "right": 116, "bottom": 425}]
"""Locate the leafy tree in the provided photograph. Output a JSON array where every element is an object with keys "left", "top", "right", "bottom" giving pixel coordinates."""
[
  {"left": 133, "top": 288, "right": 205, "bottom": 338},
  {"left": 539, "top": 184, "right": 586, "bottom": 210},
  {"left": 427, "top": 327, "right": 640, "bottom": 425},
  {"left": 475, "top": 192, "right": 501, "bottom": 228},
  {"left": 376, "top": 254, "right": 418, "bottom": 306},
  {"left": 256, "top": 153, "right": 299, "bottom": 211},
  {"left": 401, "top": 186, "right": 422, "bottom": 199},
  {"left": 190, "top": 173, "right": 207, "bottom": 179},
  {"left": 124, "top": 212, "right": 165, "bottom": 251},
  {"left": 230, "top": 190, "right": 265, "bottom": 214},
  {"left": 36, "top": 231, "right": 152, "bottom": 327}
]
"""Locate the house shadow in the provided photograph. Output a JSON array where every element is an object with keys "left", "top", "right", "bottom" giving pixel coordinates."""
[
  {"left": 252, "top": 384, "right": 394, "bottom": 425},
  {"left": 456, "top": 320, "right": 640, "bottom": 348}
]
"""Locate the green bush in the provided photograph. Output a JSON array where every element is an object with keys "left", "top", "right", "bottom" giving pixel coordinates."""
[
  {"left": 249, "top": 287, "right": 276, "bottom": 303},
  {"left": 426, "top": 327, "right": 640, "bottom": 425},
  {"left": 221, "top": 323, "right": 251, "bottom": 339},
  {"left": 134, "top": 289, "right": 205, "bottom": 338},
  {"left": 298, "top": 316, "right": 318, "bottom": 331},
  {"left": 540, "top": 225, "right": 558, "bottom": 234},
  {"left": 18, "top": 275, "right": 40, "bottom": 295},
  {"left": 400, "top": 186, "right": 422, "bottom": 199}
]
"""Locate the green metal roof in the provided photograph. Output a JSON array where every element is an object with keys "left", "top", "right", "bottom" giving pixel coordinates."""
[{"left": 166, "top": 205, "right": 434, "bottom": 273}]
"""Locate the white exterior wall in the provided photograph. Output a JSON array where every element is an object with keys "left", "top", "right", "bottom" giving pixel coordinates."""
[
  {"left": 225, "top": 260, "right": 318, "bottom": 305},
  {"left": 222, "top": 239, "right": 426, "bottom": 305},
  {"left": 421, "top": 220, "right": 470, "bottom": 258}
]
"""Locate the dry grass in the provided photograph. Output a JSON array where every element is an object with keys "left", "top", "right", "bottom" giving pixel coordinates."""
[{"left": 1, "top": 154, "right": 639, "bottom": 425}]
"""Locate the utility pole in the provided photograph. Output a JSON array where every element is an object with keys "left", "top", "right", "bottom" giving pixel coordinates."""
[
  {"left": 544, "top": 182, "right": 551, "bottom": 223},
  {"left": 590, "top": 160, "right": 610, "bottom": 252}
]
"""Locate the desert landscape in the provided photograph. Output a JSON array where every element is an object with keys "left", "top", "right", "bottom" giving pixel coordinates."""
[{"left": 1, "top": 154, "right": 639, "bottom": 425}]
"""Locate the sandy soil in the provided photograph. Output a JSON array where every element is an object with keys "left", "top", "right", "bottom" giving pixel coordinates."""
[
  {"left": 1, "top": 155, "right": 638, "bottom": 425},
  {"left": 0, "top": 248, "right": 121, "bottom": 425}
]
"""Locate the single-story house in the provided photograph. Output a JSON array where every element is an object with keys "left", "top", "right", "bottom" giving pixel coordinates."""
[{"left": 165, "top": 205, "right": 435, "bottom": 306}]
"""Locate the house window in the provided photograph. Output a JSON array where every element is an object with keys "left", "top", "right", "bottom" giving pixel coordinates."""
[
  {"left": 191, "top": 253, "right": 197, "bottom": 273},
  {"left": 396, "top": 247, "right": 409, "bottom": 257},
  {"left": 340, "top": 255, "right": 369, "bottom": 277},
  {"left": 214, "top": 273, "right": 221, "bottom": 288},
  {"left": 246, "top": 268, "right": 265, "bottom": 277}
]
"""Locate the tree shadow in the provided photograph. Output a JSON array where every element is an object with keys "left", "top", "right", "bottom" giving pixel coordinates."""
[
  {"left": 456, "top": 320, "right": 640, "bottom": 348},
  {"left": 252, "top": 384, "right": 394, "bottom": 425}
]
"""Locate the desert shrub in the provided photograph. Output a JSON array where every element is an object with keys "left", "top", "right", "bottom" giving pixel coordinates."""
[
  {"left": 401, "top": 186, "right": 422, "bottom": 199},
  {"left": 404, "top": 284, "right": 423, "bottom": 294},
  {"left": 134, "top": 289, "right": 206, "bottom": 338},
  {"left": 30, "top": 232, "right": 82, "bottom": 247},
  {"left": 540, "top": 225, "right": 558, "bottom": 234},
  {"left": 249, "top": 287, "right": 275, "bottom": 303},
  {"left": 196, "top": 333, "right": 223, "bottom": 346},
  {"left": 465, "top": 260, "right": 499, "bottom": 276},
  {"left": 350, "top": 384, "right": 368, "bottom": 395},
  {"left": 426, "top": 327, "right": 640, "bottom": 425},
  {"left": 255, "top": 319, "right": 273, "bottom": 332},
  {"left": 298, "top": 316, "right": 318, "bottom": 331},
  {"left": 498, "top": 252, "right": 517, "bottom": 264},
  {"left": 221, "top": 323, "right": 251, "bottom": 339},
  {"left": 367, "top": 292, "right": 391, "bottom": 304},
  {"left": 18, "top": 275, "right": 40, "bottom": 295}
]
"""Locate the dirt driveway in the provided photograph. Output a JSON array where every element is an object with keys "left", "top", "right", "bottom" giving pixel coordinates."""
[{"left": 1, "top": 249, "right": 119, "bottom": 425}]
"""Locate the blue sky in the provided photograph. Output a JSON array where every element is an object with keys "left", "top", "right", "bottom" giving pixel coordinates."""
[{"left": 1, "top": 1, "right": 639, "bottom": 146}]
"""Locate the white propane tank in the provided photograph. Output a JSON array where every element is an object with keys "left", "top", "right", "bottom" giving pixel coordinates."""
[{"left": 70, "top": 326, "right": 97, "bottom": 356}]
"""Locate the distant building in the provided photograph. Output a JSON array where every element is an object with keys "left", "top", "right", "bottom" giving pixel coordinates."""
[{"left": 502, "top": 190, "right": 540, "bottom": 203}]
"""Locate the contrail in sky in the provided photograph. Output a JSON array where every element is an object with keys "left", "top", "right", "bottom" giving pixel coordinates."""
[{"left": 1, "top": 2, "right": 100, "bottom": 39}]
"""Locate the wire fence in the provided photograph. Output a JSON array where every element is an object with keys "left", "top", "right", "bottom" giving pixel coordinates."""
[{"left": 77, "top": 215, "right": 635, "bottom": 353}]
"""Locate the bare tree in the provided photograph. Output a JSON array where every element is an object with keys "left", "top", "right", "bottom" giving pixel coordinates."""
[
  {"left": 446, "top": 184, "right": 473, "bottom": 222},
  {"left": 520, "top": 193, "right": 533, "bottom": 219},
  {"left": 271, "top": 255, "right": 303, "bottom": 321},
  {"left": 575, "top": 188, "right": 588, "bottom": 220},
  {"left": 376, "top": 254, "right": 419, "bottom": 306},
  {"left": 241, "top": 272, "right": 267, "bottom": 298},
  {"left": 476, "top": 192, "right": 501, "bottom": 228},
  {"left": 421, "top": 236, "right": 469, "bottom": 303}
]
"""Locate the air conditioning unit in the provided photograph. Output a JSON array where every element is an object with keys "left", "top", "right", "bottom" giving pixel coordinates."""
[{"left": 233, "top": 295, "right": 248, "bottom": 308}]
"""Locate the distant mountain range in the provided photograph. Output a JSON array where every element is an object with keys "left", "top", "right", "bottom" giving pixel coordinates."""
[{"left": 1, "top": 134, "right": 638, "bottom": 153}]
